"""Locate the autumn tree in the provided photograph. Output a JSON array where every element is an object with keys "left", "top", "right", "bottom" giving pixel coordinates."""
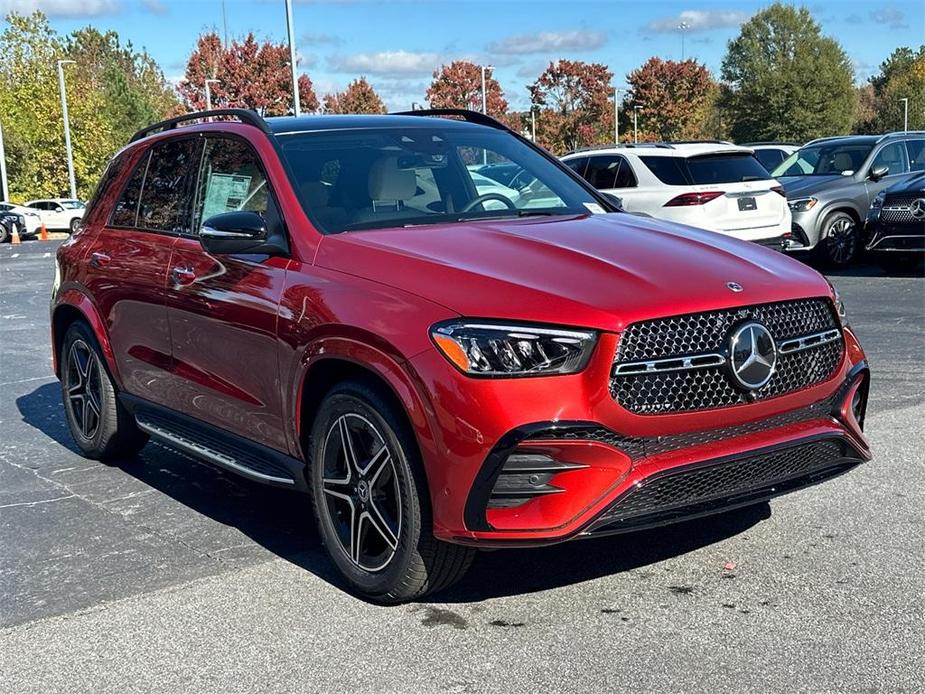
[
  {"left": 528, "top": 59, "right": 613, "bottom": 153},
  {"left": 720, "top": 3, "right": 855, "bottom": 142},
  {"left": 426, "top": 61, "right": 507, "bottom": 115},
  {"left": 179, "top": 32, "right": 318, "bottom": 115},
  {"left": 322, "top": 78, "right": 387, "bottom": 114},
  {"left": 625, "top": 58, "right": 717, "bottom": 141},
  {"left": 858, "top": 45, "right": 924, "bottom": 133}
]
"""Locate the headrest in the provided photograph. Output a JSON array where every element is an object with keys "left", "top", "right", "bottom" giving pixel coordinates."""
[
  {"left": 368, "top": 156, "right": 416, "bottom": 201},
  {"left": 301, "top": 181, "right": 330, "bottom": 207},
  {"left": 832, "top": 152, "right": 853, "bottom": 171}
]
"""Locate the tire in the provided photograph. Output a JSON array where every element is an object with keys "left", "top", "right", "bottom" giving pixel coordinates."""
[
  {"left": 69, "top": 218, "right": 81, "bottom": 234},
  {"left": 308, "top": 379, "right": 474, "bottom": 603},
  {"left": 60, "top": 321, "right": 148, "bottom": 461},
  {"left": 814, "top": 211, "right": 859, "bottom": 267},
  {"left": 0, "top": 222, "right": 9, "bottom": 244}
]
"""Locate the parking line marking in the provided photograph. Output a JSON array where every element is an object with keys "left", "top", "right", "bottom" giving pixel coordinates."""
[
  {"left": 0, "top": 495, "right": 76, "bottom": 510},
  {"left": 10, "top": 253, "right": 19, "bottom": 258}
]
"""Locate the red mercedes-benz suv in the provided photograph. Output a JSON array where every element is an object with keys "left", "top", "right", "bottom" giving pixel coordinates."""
[{"left": 51, "top": 109, "right": 871, "bottom": 602}]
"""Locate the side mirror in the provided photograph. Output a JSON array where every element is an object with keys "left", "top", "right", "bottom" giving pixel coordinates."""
[
  {"left": 200, "top": 211, "right": 273, "bottom": 255},
  {"left": 868, "top": 166, "right": 889, "bottom": 182},
  {"left": 602, "top": 192, "right": 624, "bottom": 210}
]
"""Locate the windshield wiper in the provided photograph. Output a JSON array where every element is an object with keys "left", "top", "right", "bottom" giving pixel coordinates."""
[{"left": 457, "top": 210, "right": 572, "bottom": 222}]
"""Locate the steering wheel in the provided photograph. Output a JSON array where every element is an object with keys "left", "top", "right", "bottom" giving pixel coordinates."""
[{"left": 460, "top": 193, "right": 517, "bottom": 213}]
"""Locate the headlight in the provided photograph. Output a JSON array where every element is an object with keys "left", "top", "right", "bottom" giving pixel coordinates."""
[
  {"left": 826, "top": 279, "right": 848, "bottom": 326},
  {"left": 870, "top": 191, "right": 886, "bottom": 209},
  {"left": 431, "top": 321, "right": 597, "bottom": 377},
  {"left": 788, "top": 197, "right": 818, "bottom": 213}
]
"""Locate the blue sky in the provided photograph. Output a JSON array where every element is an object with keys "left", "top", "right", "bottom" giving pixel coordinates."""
[{"left": 2, "top": 0, "right": 923, "bottom": 110}]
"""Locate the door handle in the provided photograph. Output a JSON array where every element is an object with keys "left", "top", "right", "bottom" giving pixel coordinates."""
[
  {"left": 171, "top": 266, "right": 197, "bottom": 286},
  {"left": 89, "top": 251, "right": 111, "bottom": 268}
]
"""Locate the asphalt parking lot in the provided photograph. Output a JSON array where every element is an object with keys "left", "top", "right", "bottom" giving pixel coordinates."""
[{"left": 1, "top": 239, "right": 923, "bottom": 693}]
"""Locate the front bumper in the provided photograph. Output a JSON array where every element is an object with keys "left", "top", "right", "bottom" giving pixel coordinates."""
[
  {"left": 864, "top": 221, "right": 925, "bottom": 253},
  {"left": 410, "top": 328, "right": 870, "bottom": 546}
]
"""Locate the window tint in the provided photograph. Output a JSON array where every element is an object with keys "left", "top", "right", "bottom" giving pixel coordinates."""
[
  {"left": 640, "top": 154, "right": 772, "bottom": 185},
  {"left": 193, "top": 137, "right": 273, "bottom": 230},
  {"left": 754, "top": 149, "right": 785, "bottom": 171},
  {"left": 585, "top": 156, "right": 619, "bottom": 189},
  {"left": 870, "top": 142, "right": 909, "bottom": 176},
  {"left": 614, "top": 157, "right": 637, "bottom": 188},
  {"left": 110, "top": 152, "right": 149, "bottom": 227},
  {"left": 563, "top": 157, "right": 588, "bottom": 178},
  {"left": 907, "top": 140, "right": 925, "bottom": 172},
  {"left": 137, "top": 138, "right": 199, "bottom": 232},
  {"left": 85, "top": 150, "right": 132, "bottom": 223}
]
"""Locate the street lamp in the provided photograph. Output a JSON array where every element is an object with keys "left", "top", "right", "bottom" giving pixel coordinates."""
[
  {"left": 285, "top": 0, "right": 301, "bottom": 116},
  {"left": 678, "top": 21, "right": 689, "bottom": 60},
  {"left": 0, "top": 120, "right": 8, "bottom": 202},
  {"left": 480, "top": 64, "right": 494, "bottom": 115},
  {"left": 204, "top": 78, "right": 220, "bottom": 112},
  {"left": 531, "top": 104, "right": 537, "bottom": 142},
  {"left": 56, "top": 59, "right": 77, "bottom": 201},
  {"left": 613, "top": 87, "right": 623, "bottom": 144},
  {"left": 900, "top": 97, "right": 909, "bottom": 132},
  {"left": 633, "top": 105, "right": 642, "bottom": 144}
]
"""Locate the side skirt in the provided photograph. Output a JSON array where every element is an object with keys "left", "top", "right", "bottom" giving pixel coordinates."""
[{"left": 120, "top": 394, "right": 308, "bottom": 492}]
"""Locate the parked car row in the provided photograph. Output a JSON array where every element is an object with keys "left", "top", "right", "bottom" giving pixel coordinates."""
[
  {"left": 558, "top": 131, "right": 924, "bottom": 269},
  {"left": 0, "top": 198, "right": 86, "bottom": 242}
]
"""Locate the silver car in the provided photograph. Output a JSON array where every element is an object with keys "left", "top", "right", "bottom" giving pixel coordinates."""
[{"left": 773, "top": 132, "right": 925, "bottom": 266}]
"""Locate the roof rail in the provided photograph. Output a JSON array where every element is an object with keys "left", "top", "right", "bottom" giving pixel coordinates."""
[
  {"left": 741, "top": 141, "right": 801, "bottom": 147},
  {"left": 129, "top": 108, "right": 273, "bottom": 143},
  {"left": 804, "top": 134, "right": 865, "bottom": 146},
  {"left": 564, "top": 143, "right": 677, "bottom": 155},
  {"left": 389, "top": 108, "right": 511, "bottom": 132},
  {"left": 877, "top": 130, "right": 925, "bottom": 143}
]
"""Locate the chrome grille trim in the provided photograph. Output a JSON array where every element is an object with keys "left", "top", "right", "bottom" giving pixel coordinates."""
[
  {"left": 612, "top": 352, "right": 725, "bottom": 376},
  {"left": 778, "top": 328, "right": 842, "bottom": 354}
]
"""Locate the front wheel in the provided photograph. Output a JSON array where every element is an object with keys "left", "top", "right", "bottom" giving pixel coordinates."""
[
  {"left": 309, "top": 380, "right": 474, "bottom": 603},
  {"left": 815, "top": 211, "right": 859, "bottom": 267}
]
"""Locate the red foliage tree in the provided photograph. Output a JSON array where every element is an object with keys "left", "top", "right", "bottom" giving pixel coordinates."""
[
  {"left": 528, "top": 59, "right": 613, "bottom": 153},
  {"left": 426, "top": 60, "right": 508, "bottom": 115},
  {"left": 322, "top": 77, "right": 387, "bottom": 114},
  {"left": 625, "top": 58, "right": 717, "bottom": 141},
  {"left": 179, "top": 32, "right": 319, "bottom": 116}
]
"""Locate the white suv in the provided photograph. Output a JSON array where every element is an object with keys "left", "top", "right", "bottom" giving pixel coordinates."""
[
  {"left": 24, "top": 198, "right": 85, "bottom": 232},
  {"left": 562, "top": 143, "right": 791, "bottom": 248}
]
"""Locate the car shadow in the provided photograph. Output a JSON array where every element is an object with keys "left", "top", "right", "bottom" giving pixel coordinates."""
[
  {"left": 789, "top": 251, "right": 924, "bottom": 279},
  {"left": 17, "top": 382, "right": 770, "bottom": 603}
]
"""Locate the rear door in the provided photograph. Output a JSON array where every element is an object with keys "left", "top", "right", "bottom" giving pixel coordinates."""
[
  {"left": 164, "top": 135, "right": 290, "bottom": 452},
  {"left": 82, "top": 138, "right": 198, "bottom": 404}
]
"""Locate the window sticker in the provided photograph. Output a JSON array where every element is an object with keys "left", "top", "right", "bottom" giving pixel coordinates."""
[
  {"left": 202, "top": 173, "right": 252, "bottom": 220},
  {"left": 583, "top": 202, "right": 606, "bottom": 214}
]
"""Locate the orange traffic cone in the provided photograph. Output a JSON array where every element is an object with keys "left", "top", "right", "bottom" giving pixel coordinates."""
[
  {"left": 39, "top": 222, "right": 48, "bottom": 241},
  {"left": 11, "top": 225, "right": 21, "bottom": 245}
]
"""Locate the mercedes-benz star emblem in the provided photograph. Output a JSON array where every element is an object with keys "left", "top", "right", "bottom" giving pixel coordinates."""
[
  {"left": 726, "top": 281, "right": 744, "bottom": 293},
  {"left": 728, "top": 321, "right": 777, "bottom": 391},
  {"left": 910, "top": 198, "right": 925, "bottom": 219}
]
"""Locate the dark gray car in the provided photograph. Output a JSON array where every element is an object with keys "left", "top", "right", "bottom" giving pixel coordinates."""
[{"left": 773, "top": 132, "right": 925, "bottom": 266}]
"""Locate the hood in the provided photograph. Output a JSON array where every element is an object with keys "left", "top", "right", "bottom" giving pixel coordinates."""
[
  {"left": 886, "top": 171, "right": 925, "bottom": 194},
  {"left": 315, "top": 213, "right": 832, "bottom": 332},
  {"left": 779, "top": 174, "right": 852, "bottom": 198}
]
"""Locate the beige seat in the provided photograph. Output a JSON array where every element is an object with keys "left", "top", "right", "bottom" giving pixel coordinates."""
[{"left": 350, "top": 156, "right": 420, "bottom": 225}]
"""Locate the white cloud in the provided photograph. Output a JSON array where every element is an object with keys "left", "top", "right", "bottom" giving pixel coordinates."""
[
  {"left": 141, "top": 0, "right": 165, "bottom": 15},
  {"left": 645, "top": 10, "right": 751, "bottom": 33},
  {"left": 300, "top": 31, "right": 343, "bottom": 46},
  {"left": 870, "top": 6, "right": 907, "bottom": 29},
  {"left": 0, "top": 0, "right": 120, "bottom": 17},
  {"left": 488, "top": 30, "right": 607, "bottom": 55},
  {"left": 327, "top": 50, "right": 440, "bottom": 76}
]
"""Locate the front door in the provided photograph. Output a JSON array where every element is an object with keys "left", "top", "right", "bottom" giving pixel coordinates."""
[{"left": 164, "top": 135, "right": 290, "bottom": 453}]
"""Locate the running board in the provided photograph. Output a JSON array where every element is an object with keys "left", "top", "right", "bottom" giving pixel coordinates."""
[{"left": 122, "top": 396, "right": 305, "bottom": 490}]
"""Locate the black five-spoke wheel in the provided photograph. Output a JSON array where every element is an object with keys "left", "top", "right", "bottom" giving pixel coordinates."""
[
  {"left": 65, "top": 339, "right": 103, "bottom": 441},
  {"left": 320, "top": 413, "right": 402, "bottom": 572}
]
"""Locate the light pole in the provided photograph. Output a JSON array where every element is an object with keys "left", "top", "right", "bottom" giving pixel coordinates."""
[
  {"left": 56, "top": 59, "right": 77, "bottom": 200},
  {"left": 0, "top": 120, "right": 8, "bottom": 201},
  {"left": 900, "top": 97, "right": 909, "bottom": 132},
  {"left": 480, "top": 64, "right": 494, "bottom": 115},
  {"left": 285, "top": 0, "right": 301, "bottom": 116},
  {"left": 204, "top": 78, "right": 220, "bottom": 111},
  {"left": 531, "top": 105, "right": 536, "bottom": 142},
  {"left": 613, "top": 87, "right": 620, "bottom": 144},
  {"left": 679, "top": 21, "right": 689, "bottom": 60},
  {"left": 633, "top": 105, "right": 641, "bottom": 144}
]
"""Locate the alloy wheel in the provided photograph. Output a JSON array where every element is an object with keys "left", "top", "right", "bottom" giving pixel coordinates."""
[
  {"left": 65, "top": 339, "right": 102, "bottom": 440},
  {"left": 826, "top": 217, "right": 857, "bottom": 265},
  {"left": 320, "top": 413, "right": 402, "bottom": 572}
]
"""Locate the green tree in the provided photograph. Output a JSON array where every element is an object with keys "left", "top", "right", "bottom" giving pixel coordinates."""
[
  {"left": 860, "top": 46, "right": 924, "bottom": 133},
  {"left": 719, "top": 3, "right": 855, "bottom": 142}
]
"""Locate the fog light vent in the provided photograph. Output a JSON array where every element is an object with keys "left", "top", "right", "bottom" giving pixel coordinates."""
[{"left": 487, "top": 452, "right": 586, "bottom": 509}]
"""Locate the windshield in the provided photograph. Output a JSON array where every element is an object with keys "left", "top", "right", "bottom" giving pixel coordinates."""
[
  {"left": 277, "top": 126, "right": 603, "bottom": 233},
  {"left": 639, "top": 153, "right": 772, "bottom": 185},
  {"left": 60, "top": 200, "right": 85, "bottom": 209},
  {"left": 772, "top": 143, "right": 874, "bottom": 177}
]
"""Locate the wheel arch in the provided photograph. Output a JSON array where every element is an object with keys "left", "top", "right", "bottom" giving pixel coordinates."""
[{"left": 51, "top": 291, "right": 120, "bottom": 387}]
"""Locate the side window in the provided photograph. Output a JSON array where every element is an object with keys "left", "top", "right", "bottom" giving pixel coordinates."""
[
  {"left": 614, "top": 156, "right": 637, "bottom": 188},
  {"left": 110, "top": 151, "right": 150, "bottom": 227},
  {"left": 870, "top": 142, "right": 909, "bottom": 176},
  {"left": 585, "top": 156, "right": 621, "bottom": 189},
  {"left": 564, "top": 157, "right": 588, "bottom": 178},
  {"left": 137, "top": 138, "right": 199, "bottom": 233},
  {"left": 905, "top": 140, "right": 925, "bottom": 172},
  {"left": 754, "top": 149, "right": 784, "bottom": 171},
  {"left": 85, "top": 150, "right": 132, "bottom": 223},
  {"left": 194, "top": 137, "right": 273, "bottom": 230}
]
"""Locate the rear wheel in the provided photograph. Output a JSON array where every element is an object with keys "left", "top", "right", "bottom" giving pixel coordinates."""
[
  {"left": 0, "top": 222, "right": 9, "bottom": 243},
  {"left": 69, "top": 218, "right": 81, "bottom": 234},
  {"left": 60, "top": 321, "right": 148, "bottom": 461},
  {"left": 815, "top": 211, "right": 859, "bottom": 267},
  {"left": 309, "top": 379, "right": 474, "bottom": 603}
]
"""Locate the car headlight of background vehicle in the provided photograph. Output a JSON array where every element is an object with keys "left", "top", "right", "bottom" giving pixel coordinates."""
[
  {"left": 870, "top": 191, "right": 886, "bottom": 209},
  {"left": 431, "top": 321, "right": 597, "bottom": 377},
  {"left": 788, "top": 197, "right": 818, "bottom": 213}
]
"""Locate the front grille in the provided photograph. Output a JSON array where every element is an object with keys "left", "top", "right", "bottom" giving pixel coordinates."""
[
  {"left": 587, "top": 438, "right": 858, "bottom": 534},
  {"left": 611, "top": 299, "right": 843, "bottom": 414},
  {"left": 881, "top": 195, "right": 925, "bottom": 225}
]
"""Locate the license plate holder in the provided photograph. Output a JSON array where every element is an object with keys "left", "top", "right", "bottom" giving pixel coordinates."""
[{"left": 737, "top": 196, "right": 757, "bottom": 211}]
